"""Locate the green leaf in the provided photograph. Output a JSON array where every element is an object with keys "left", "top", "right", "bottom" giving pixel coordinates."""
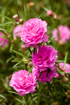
[
  {"left": 8, "top": 91, "right": 18, "bottom": 95},
  {"left": 13, "top": 61, "right": 22, "bottom": 68},
  {"left": 0, "top": 94, "right": 7, "bottom": 102},
  {"left": 0, "top": 15, "right": 12, "bottom": 20},
  {"left": 0, "top": 22, "right": 13, "bottom": 26},
  {"left": 42, "top": 6, "right": 49, "bottom": 11}
]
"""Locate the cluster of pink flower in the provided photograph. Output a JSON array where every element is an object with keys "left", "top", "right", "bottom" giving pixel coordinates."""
[{"left": 9, "top": 18, "right": 70, "bottom": 96}]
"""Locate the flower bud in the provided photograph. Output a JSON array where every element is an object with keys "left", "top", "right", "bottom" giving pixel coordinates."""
[
  {"left": 21, "top": 44, "right": 26, "bottom": 49},
  {"left": 13, "top": 14, "right": 19, "bottom": 22},
  {"left": 19, "top": 19, "right": 23, "bottom": 24},
  {"left": 22, "top": 58, "right": 28, "bottom": 64}
]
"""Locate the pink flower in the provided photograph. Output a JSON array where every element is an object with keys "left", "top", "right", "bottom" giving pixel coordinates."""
[
  {"left": 59, "top": 63, "right": 70, "bottom": 73},
  {"left": 52, "top": 25, "right": 70, "bottom": 44},
  {"left": 54, "top": 63, "right": 70, "bottom": 78},
  {"left": 32, "top": 67, "right": 40, "bottom": 80},
  {"left": 20, "top": 18, "right": 48, "bottom": 47},
  {"left": 13, "top": 25, "right": 22, "bottom": 40},
  {"left": 54, "top": 73, "right": 60, "bottom": 78},
  {"left": 9, "top": 70, "right": 37, "bottom": 96},
  {"left": 0, "top": 32, "right": 8, "bottom": 47},
  {"left": 32, "top": 45, "right": 57, "bottom": 71},
  {"left": 32, "top": 66, "right": 56, "bottom": 83}
]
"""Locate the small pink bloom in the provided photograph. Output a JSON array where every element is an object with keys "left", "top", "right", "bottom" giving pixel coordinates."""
[
  {"left": 54, "top": 73, "right": 60, "bottom": 78},
  {"left": 59, "top": 63, "right": 70, "bottom": 73},
  {"left": 54, "top": 63, "right": 70, "bottom": 78},
  {"left": 32, "top": 45, "right": 57, "bottom": 71},
  {"left": 9, "top": 70, "right": 37, "bottom": 96},
  {"left": 13, "top": 25, "right": 22, "bottom": 40},
  {"left": 0, "top": 32, "right": 8, "bottom": 47},
  {"left": 20, "top": 18, "right": 48, "bottom": 47},
  {"left": 52, "top": 25, "right": 70, "bottom": 44}
]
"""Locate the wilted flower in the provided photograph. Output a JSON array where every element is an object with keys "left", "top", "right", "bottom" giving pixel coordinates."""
[
  {"left": 52, "top": 25, "right": 70, "bottom": 44},
  {"left": 0, "top": 32, "right": 8, "bottom": 47},
  {"left": 32, "top": 45, "right": 57, "bottom": 71},
  {"left": 20, "top": 18, "right": 48, "bottom": 47},
  {"left": 9, "top": 70, "right": 37, "bottom": 96}
]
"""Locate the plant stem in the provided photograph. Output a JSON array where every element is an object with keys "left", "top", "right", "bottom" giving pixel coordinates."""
[
  {"left": 37, "top": 82, "right": 42, "bottom": 105},
  {"left": 24, "top": 95, "right": 28, "bottom": 105}
]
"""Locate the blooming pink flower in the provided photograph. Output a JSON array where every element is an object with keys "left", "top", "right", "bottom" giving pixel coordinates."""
[
  {"left": 9, "top": 70, "right": 37, "bottom": 96},
  {"left": 13, "top": 25, "right": 22, "bottom": 40},
  {"left": 20, "top": 18, "right": 49, "bottom": 47},
  {"left": 52, "top": 25, "right": 70, "bottom": 44},
  {"left": 0, "top": 32, "right": 8, "bottom": 47},
  {"left": 32, "top": 66, "right": 56, "bottom": 83},
  {"left": 32, "top": 45, "right": 57, "bottom": 71}
]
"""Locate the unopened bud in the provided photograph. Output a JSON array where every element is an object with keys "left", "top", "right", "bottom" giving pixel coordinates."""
[
  {"left": 47, "top": 10, "right": 57, "bottom": 19},
  {"left": 13, "top": 14, "right": 19, "bottom": 22},
  {"left": 26, "top": 2, "right": 35, "bottom": 8},
  {"left": 29, "top": 2, "right": 35, "bottom": 6},
  {"left": 23, "top": 58, "right": 28, "bottom": 64},
  {"left": 19, "top": 19, "right": 23, "bottom": 24},
  {"left": 21, "top": 44, "right": 26, "bottom": 49},
  {"left": 58, "top": 40, "right": 64, "bottom": 45},
  {"left": 47, "top": 10, "right": 54, "bottom": 16},
  {"left": 53, "top": 14, "right": 57, "bottom": 19}
]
